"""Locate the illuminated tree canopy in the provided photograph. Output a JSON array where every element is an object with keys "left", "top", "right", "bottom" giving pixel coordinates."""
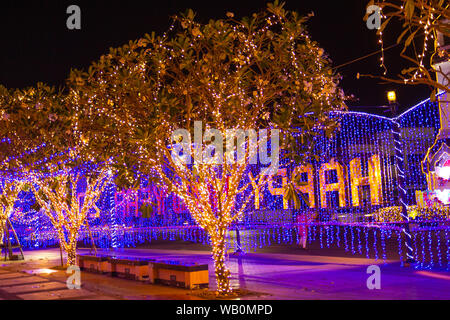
[{"left": 0, "top": 84, "right": 111, "bottom": 266}]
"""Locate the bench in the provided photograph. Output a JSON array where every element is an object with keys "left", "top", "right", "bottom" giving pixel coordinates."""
[
  {"left": 77, "top": 254, "right": 109, "bottom": 274},
  {"left": 109, "top": 256, "right": 155, "bottom": 281},
  {"left": 76, "top": 254, "right": 209, "bottom": 289},
  {"left": 149, "top": 260, "right": 209, "bottom": 289}
]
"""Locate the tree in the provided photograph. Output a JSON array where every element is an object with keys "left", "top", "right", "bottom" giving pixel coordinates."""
[
  {"left": 30, "top": 168, "right": 109, "bottom": 265},
  {"left": 0, "top": 85, "right": 26, "bottom": 250},
  {"left": 0, "top": 83, "right": 111, "bottom": 266},
  {"left": 69, "top": 2, "right": 346, "bottom": 294},
  {"left": 364, "top": 0, "right": 449, "bottom": 97}
]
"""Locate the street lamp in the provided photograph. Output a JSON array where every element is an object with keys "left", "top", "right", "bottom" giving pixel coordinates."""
[
  {"left": 387, "top": 90, "right": 397, "bottom": 104},
  {"left": 386, "top": 90, "right": 399, "bottom": 115}
]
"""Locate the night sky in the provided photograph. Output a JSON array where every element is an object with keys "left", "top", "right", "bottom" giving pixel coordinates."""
[{"left": 0, "top": 0, "right": 432, "bottom": 115}]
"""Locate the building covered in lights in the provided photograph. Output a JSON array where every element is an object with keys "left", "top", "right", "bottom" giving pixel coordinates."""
[{"left": 237, "top": 95, "right": 445, "bottom": 223}]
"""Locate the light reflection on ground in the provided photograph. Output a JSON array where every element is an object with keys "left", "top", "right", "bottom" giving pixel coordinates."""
[
  {"left": 23, "top": 268, "right": 58, "bottom": 275},
  {"left": 416, "top": 271, "right": 450, "bottom": 281}
]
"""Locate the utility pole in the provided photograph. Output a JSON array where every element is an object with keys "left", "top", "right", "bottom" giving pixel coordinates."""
[{"left": 387, "top": 91, "right": 415, "bottom": 264}]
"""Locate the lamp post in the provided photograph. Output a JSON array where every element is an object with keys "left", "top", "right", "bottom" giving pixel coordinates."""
[
  {"left": 387, "top": 91, "right": 415, "bottom": 264},
  {"left": 387, "top": 90, "right": 397, "bottom": 105}
]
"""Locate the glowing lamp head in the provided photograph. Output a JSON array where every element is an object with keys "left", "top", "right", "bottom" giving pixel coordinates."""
[
  {"left": 435, "top": 158, "right": 450, "bottom": 180},
  {"left": 435, "top": 189, "right": 450, "bottom": 205},
  {"left": 387, "top": 91, "right": 397, "bottom": 104},
  {"left": 436, "top": 166, "right": 450, "bottom": 180}
]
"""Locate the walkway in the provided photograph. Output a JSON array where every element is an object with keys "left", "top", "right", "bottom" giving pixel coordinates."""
[{"left": 1, "top": 247, "right": 449, "bottom": 299}]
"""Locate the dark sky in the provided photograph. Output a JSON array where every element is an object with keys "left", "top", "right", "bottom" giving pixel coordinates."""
[{"left": 0, "top": 0, "right": 432, "bottom": 115}]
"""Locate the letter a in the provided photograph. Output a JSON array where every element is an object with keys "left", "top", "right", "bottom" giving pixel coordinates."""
[
  {"left": 366, "top": 265, "right": 381, "bottom": 289},
  {"left": 366, "top": 5, "right": 381, "bottom": 30},
  {"left": 66, "top": 5, "right": 81, "bottom": 30},
  {"left": 66, "top": 265, "right": 81, "bottom": 289}
]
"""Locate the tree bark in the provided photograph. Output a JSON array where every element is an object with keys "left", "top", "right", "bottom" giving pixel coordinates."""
[
  {"left": 67, "top": 238, "right": 78, "bottom": 266},
  {"left": 58, "top": 232, "right": 78, "bottom": 266},
  {"left": 211, "top": 229, "right": 231, "bottom": 295},
  {"left": 0, "top": 219, "right": 4, "bottom": 247}
]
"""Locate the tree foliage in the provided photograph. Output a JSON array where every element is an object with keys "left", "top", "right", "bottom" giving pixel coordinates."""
[
  {"left": 365, "top": 0, "right": 450, "bottom": 97},
  {"left": 68, "top": 1, "right": 346, "bottom": 294}
]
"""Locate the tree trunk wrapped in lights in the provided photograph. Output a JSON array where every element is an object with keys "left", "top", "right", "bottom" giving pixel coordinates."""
[
  {"left": 30, "top": 168, "right": 109, "bottom": 266},
  {"left": 210, "top": 226, "right": 231, "bottom": 294}
]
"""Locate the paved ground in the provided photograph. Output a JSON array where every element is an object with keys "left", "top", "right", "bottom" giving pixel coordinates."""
[
  {"left": 0, "top": 249, "right": 204, "bottom": 300},
  {"left": 1, "top": 245, "right": 449, "bottom": 300},
  {"left": 0, "top": 268, "right": 109, "bottom": 300}
]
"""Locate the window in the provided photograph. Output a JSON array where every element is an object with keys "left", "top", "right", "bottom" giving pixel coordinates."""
[
  {"left": 358, "top": 185, "right": 371, "bottom": 207},
  {"left": 300, "top": 172, "right": 308, "bottom": 182},
  {"left": 326, "top": 191, "right": 339, "bottom": 208},
  {"left": 300, "top": 193, "right": 310, "bottom": 208},
  {"left": 361, "top": 158, "right": 369, "bottom": 177},
  {"left": 325, "top": 170, "right": 338, "bottom": 184}
]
